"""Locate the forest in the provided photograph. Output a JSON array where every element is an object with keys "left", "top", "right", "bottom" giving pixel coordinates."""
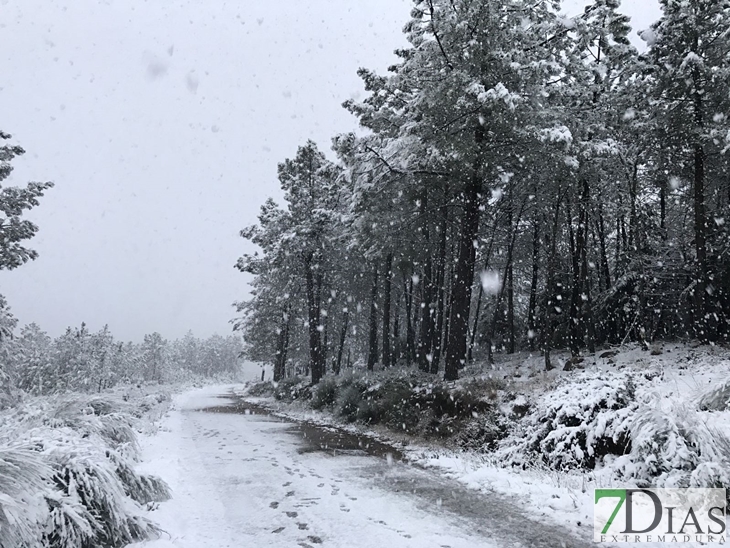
[
  {"left": 236, "top": 0, "right": 730, "bottom": 383},
  {"left": 0, "top": 0, "right": 729, "bottom": 546}
]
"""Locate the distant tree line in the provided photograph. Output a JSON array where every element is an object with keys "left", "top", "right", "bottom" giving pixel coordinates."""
[
  {"left": 0, "top": 130, "right": 244, "bottom": 396},
  {"left": 236, "top": 0, "right": 730, "bottom": 382},
  {"left": 0, "top": 315, "right": 244, "bottom": 395}
]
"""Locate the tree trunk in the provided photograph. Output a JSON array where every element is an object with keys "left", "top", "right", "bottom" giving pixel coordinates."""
[
  {"left": 567, "top": 193, "right": 583, "bottom": 357},
  {"left": 486, "top": 192, "right": 525, "bottom": 364},
  {"left": 403, "top": 274, "right": 415, "bottom": 365},
  {"left": 273, "top": 307, "right": 290, "bottom": 382},
  {"left": 486, "top": 254, "right": 513, "bottom": 365},
  {"left": 468, "top": 215, "right": 499, "bottom": 362},
  {"left": 692, "top": 67, "right": 711, "bottom": 341},
  {"left": 596, "top": 203, "right": 611, "bottom": 289},
  {"left": 431, "top": 195, "right": 448, "bottom": 374},
  {"left": 615, "top": 216, "right": 622, "bottom": 268},
  {"left": 506, "top": 188, "right": 515, "bottom": 355},
  {"left": 543, "top": 192, "right": 562, "bottom": 371},
  {"left": 305, "top": 252, "right": 324, "bottom": 384},
  {"left": 469, "top": 285, "right": 483, "bottom": 363},
  {"left": 418, "top": 255, "right": 435, "bottom": 372},
  {"left": 579, "top": 178, "right": 596, "bottom": 354},
  {"left": 527, "top": 217, "right": 540, "bottom": 351},
  {"left": 274, "top": 324, "right": 287, "bottom": 382},
  {"left": 445, "top": 138, "right": 483, "bottom": 381},
  {"left": 282, "top": 307, "right": 291, "bottom": 377},
  {"left": 628, "top": 161, "right": 639, "bottom": 252},
  {"left": 417, "top": 188, "right": 435, "bottom": 371},
  {"left": 382, "top": 253, "right": 393, "bottom": 367},
  {"left": 335, "top": 306, "right": 349, "bottom": 375},
  {"left": 444, "top": 239, "right": 457, "bottom": 366},
  {"left": 367, "top": 263, "right": 379, "bottom": 370},
  {"left": 393, "top": 295, "right": 401, "bottom": 363},
  {"left": 322, "top": 300, "right": 329, "bottom": 373},
  {"left": 659, "top": 177, "right": 667, "bottom": 240}
]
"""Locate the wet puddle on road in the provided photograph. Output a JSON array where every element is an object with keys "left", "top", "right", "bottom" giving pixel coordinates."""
[
  {"left": 201, "top": 395, "right": 404, "bottom": 461},
  {"left": 199, "top": 394, "right": 590, "bottom": 547}
]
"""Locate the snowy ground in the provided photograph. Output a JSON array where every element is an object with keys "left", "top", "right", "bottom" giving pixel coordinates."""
[
  {"left": 129, "top": 385, "right": 590, "bottom": 548},
  {"left": 418, "top": 343, "right": 730, "bottom": 542},
  {"left": 228, "top": 344, "right": 730, "bottom": 547}
]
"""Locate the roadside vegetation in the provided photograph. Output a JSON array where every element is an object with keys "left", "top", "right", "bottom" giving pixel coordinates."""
[
  {"left": 0, "top": 388, "right": 173, "bottom": 548},
  {"left": 244, "top": 344, "right": 730, "bottom": 502}
]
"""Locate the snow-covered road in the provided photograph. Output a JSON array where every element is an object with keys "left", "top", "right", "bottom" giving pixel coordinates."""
[{"left": 132, "top": 386, "right": 588, "bottom": 548}]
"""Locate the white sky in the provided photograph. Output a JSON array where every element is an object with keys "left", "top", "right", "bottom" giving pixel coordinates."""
[{"left": 0, "top": 0, "right": 660, "bottom": 341}]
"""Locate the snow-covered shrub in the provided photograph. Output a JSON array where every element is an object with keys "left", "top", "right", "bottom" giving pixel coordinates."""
[
  {"left": 246, "top": 381, "right": 275, "bottom": 398},
  {"left": 297, "top": 372, "right": 503, "bottom": 436},
  {"left": 353, "top": 394, "right": 382, "bottom": 424},
  {"left": 698, "top": 378, "right": 730, "bottom": 411},
  {"left": 412, "top": 381, "right": 494, "bottom": 420},
  {"left": 335, "top": 377, "right": 368, "bottom": 422},
  {"left": 135, "top": 391, "right": 171, "bottom": 418},
  {"left": 615, "top": 404, "right": 730, "bottom": 497},
  {"left": 460, "top": 376, "right": 506, "bottom": 402},
  {"left": 45, "top": 397, "right": 141, "bottom": 460},
  {"left": 0, "top": 392, "right": 170, "bottom": 548},
  {"left": 40, "top": 429, "right": 160, "bottom": 548},
  {"left": 273, "top": 376, "right": 311, "bottom": 402},
  {"left": 456, "top": 414, "right": 510, "bottom": 451},
  {"left": 0, "top": 445, "right": 50, "bottom": 548},
  {"left": 501, "top": 371, "right": 637, "bottom": 469},
  {"left": 336, "top": 385, "right": 361, "bottom": 422},
  {"left": 311, "top": 377, "right": 338, "bottom": 410},
  {"left": 360, "top": 378, "right": 420, "bottom": 430},
  {"left": 106, "top": 450, "right": 171, "bottom": 505}
]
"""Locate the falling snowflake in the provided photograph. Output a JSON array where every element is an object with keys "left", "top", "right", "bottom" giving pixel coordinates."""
[{"left": 480, "top": 271, "right": 501, "bottom": 294}]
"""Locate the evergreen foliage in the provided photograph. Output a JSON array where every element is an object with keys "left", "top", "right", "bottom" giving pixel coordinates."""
[{"left": 236, "top": 0, "right": 730, "bottom": 382}]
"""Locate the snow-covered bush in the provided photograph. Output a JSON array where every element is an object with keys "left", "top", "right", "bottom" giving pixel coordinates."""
[
  {"left": 273, "top": 376, "right": 311, "bottom": 402},
  {"left": 334, "top": 376, "right": 368, "bottom": 422},
  {"left": 495, "top": 367, "right": 730, "bottom": 497},
  {"left": 0, "top": 393, "right": 170, "bottom": 548},
  {"left": 698, "top": 378, "right": 730, "bottom": 411},
  {"left": 44, "top": 397, "right": 140, "bottom": 458},
  {"left": 311, "top": 377, "right": 338, "bottom": 410},
  {"left": 261, "top": 370, "right": 504, "bottom": 438},
  {"left": 39, "top": 428, "right": 160, "bottom": 548},
  {"left": 107, "top": 450, "right": 171, "bottom": 505},
  {"left": 246, "top": 381, "right": 274, "bottom": 398},
  {"left": 0, "top": 445, "right": 50, "bottom": 547},
  {"left": 616, "top": 404, "right": 730, "bottom": 497},
  {"left": 501, "top": 371, "right": 637, "bottom": 469},
  {"left": 456, "top": 414, "right": 510, "bottom": 451},
  {"left": 135, "top": 393, "right": 166, "bottom": 414},
  {"left": 374, "top": 378, "right": 421, "bottom": 430}
]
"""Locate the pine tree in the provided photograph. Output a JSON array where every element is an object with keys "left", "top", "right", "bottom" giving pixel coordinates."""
[
  {"left": 647, "top": 0, "right": 730, "bottom": 341},
  {"left": 237, "top": 142, "right": 346, "bottom": 383},
  {"left": 0, "top": 131, "right": 53, "bottom": 270}
]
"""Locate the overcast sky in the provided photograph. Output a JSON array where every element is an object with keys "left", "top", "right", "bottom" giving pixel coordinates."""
[{"left": 0, "top": 0, "right": 661, "bottom": 342}]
